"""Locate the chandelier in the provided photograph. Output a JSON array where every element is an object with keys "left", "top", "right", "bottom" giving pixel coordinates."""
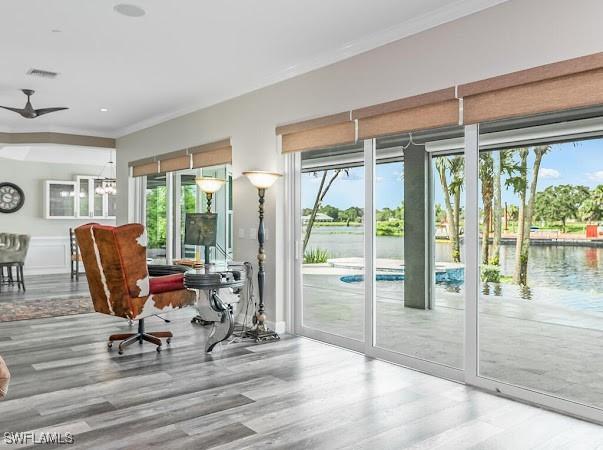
[{"left": 96, "top": 151, "right": 117, "bottom": 195}]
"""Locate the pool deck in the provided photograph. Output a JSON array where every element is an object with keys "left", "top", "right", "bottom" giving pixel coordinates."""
[{"left": 301, "top": 264, "right": 603, "bottom": 410}]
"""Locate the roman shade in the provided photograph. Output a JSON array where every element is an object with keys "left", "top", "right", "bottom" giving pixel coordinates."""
[
  {"left": 158, "top": 151, "right": 190, "bottom": 173},
  {"left": 131, "top": 160, "right": 159, "bottom": 177},
  {"left": 277, "top": 112, "right": 355, "bottom": 153},
  {"left": 460, "top": 52, "right": 603, "bottom": 124},
  {"left": 191, "top": 139, "right": 232, "bottom": 168},
  {"left": 352, "top": 87, "right": 459, "bottom": 140},
  {"left": 129, "top": 138, "right": 231, "bottom": 176}
]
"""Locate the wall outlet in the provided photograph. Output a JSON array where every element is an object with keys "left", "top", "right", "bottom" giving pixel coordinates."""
[{"left": 248, "top": 228, "right": 257, "bottom": 239}]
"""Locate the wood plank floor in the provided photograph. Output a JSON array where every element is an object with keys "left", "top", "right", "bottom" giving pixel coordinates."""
[
  {"left": 0, "top": 273, "right": 89, "bottom": 303},
  {"left": 1, "top": 309, "right": 603, "bottom": 449}
]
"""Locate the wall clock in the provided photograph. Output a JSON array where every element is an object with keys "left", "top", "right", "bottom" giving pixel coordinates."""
[{"left": 0, "top": 182, "right": 25, "bottom": 213}]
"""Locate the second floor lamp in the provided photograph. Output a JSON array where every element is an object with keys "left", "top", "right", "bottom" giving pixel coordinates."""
[{"left": 242, "top": 170, "right": 282, "bottom": 343}]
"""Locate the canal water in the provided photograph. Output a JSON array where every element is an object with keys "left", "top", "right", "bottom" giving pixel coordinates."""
[{"left": 307, "top": 226, "right": 603, "bottom": 296}]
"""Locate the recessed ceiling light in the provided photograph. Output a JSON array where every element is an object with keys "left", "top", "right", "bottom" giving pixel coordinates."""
[
  {"left": 113, "top": 4, "right": 146, "bottom": 17},
  {"left": 100, "top": 108, "right": 109, "bottom": 112},
  {"left": 51, "top": 29, "right": 62, "bottom": 33}
]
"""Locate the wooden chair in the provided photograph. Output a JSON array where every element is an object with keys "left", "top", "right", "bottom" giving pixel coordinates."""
[
  {"left": 69, "top": 228, "right": 81, "bottom": 281},
  {"left": 75, "top": 223, "right": 196, "bottom": 354}
]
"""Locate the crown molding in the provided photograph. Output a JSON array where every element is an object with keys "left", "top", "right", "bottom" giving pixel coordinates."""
[{"left": 115, "top": 0, "right": 509, "bottom": 138}]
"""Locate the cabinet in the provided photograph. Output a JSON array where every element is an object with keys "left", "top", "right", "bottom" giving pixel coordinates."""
[
  {"left": 44, "top": 176, "right": 117, "bottom": 219},
  {"left": 44, "top": 181, "right": 77, "bottom": 218}
]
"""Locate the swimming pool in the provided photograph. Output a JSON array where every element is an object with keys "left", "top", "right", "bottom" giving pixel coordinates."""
[{"left": 340, "top": 266, "right": 464, "bottom": 284}]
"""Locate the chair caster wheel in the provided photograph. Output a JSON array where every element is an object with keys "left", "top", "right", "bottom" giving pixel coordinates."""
[
  {"left": 108, "top": 342, "right": 112, "bottom": 348},
  {"left": 156, "top": 345, "right": 162, "bottom": 352},
  {"left": 166, "top": 338, "right": 171, "bottom": 344},
  {"left": 118, "top": 350, "right": 123, "bottom": 355}
]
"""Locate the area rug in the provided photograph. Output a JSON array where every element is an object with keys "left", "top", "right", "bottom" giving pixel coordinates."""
[{"left": 0, "top": 296, "right": 94, "bottom": 322}]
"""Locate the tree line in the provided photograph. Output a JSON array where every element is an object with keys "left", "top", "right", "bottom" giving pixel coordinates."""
[{"left": 303, "top": 147, "right": 602, "bottom": 287}]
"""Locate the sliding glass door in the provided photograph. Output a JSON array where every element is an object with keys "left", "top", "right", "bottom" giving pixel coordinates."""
[
  {"left": 371, "top": 129, "right": 465, "bottom": 370},
  {"left": 174, "top": 166, "right": 233, "bottom": 262},
  {"left": 145, "top": 173, "right": 168, "bottom": 263},
  {"left": 475, "top": 120, "right": 603, "bottom": 411},
  {"left": 139, "top": 165, "right": 233, "bottom": 264},
  {"left": 295, "top": 127, "right": 465, "bottom": 373},
  {"left": 299, "top": 145, "right": 365, "bottom": 343},
  {"left": 292, "top": 110, "right": 603, "bottom": 422}
]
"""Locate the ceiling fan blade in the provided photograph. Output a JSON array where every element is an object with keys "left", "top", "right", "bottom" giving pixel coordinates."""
[
  {"left": 0, "top": 105, "right": 27, "bottom": 115},
  {"left": 34, "top": 107, "right": 69, "bottom": 117}
]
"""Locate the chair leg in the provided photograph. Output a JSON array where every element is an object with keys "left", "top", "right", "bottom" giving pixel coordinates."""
[
  {"left": 107, "top": 318, "right": 171, "bottom": 355},
  {"left": 76, "top": 259, "right": 79, "bottom": 281},
  {"left": 16, "top": 263, "right": 25, "bottom": 292}
]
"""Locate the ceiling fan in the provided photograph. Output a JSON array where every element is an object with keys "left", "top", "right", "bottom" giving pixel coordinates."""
[{"left": 0, "top": 89, "right": 68, "bottom": 119}]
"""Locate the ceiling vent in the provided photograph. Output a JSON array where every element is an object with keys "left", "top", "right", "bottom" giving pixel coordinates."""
[{"left": 26, "top": 68, "right": 59, "bottom": 79}]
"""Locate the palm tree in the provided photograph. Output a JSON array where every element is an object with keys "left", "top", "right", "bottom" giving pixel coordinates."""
[
  {"left": 435, "top": 155, "right": 464, "bottom": 263},
  {"left": 491, "top": 150, "right": 511, "bottom": 265},
  {"left": 507, "top": 145, "right": 549, "bottom": 284},
  {"left": 479, "top": 153, "right": 494, "bottom": 265}
]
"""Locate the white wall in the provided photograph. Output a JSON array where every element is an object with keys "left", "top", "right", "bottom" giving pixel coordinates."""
[
  {"left": 116, "top": 0, "right": 603, "bottom": 330},
  {"left": 0, "top": 157, "right": 115, "bottom": 274}
]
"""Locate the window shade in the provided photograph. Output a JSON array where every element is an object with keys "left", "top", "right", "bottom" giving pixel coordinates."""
[
  {"left": 191, "top": 139, "right": 232, "bottom": 168},
  {"left": 159, "top": 153, "right": 190, "bottom": 173},
  {"left": 277, "top": 112, "right": 355, "bottom": 153},
  {"left": 131, "top": 161, "right": 159, "bottom": 177},
  {"left": 460, "top": 52, "right": 603, "bottom": 124},
  {"left": 129, "top": 138, "right": 231, "bottom": 176},
  {"left": 353, "top": 88, "right": 459, "bottom": 140}
]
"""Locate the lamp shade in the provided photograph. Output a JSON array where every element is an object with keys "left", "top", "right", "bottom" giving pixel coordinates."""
[
  {"left": 195, "top": 176, "right": 225, "bottom": 194},
  {"left": 242, "top": 171, "right": 282, "bottom": 189}
]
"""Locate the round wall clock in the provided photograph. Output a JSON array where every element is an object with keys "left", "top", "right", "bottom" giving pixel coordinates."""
[{"left": 0, "top": 182, "right": 25, "bottom": 213}]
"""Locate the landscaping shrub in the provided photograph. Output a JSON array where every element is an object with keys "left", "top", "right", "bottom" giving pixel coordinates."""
[
  {"left": 304, "top": 248, "right": 330, "bottom": 264},
  {"left": 376, "top": 219, "right": 404, "bottom": 236},
  {"left": 481, "top": 264, "right": 501, "bottom": 283}
]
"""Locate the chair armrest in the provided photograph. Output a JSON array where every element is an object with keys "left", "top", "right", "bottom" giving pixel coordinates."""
[
  {"left": 147, "top": 264, "right": 190, "bottom": 277},
  {"left": 149, "top": 273, "right": 186, "bottom": 294}
]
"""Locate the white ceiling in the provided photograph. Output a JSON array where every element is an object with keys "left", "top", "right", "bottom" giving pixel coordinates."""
[{"left": 0, "top": 0, "right": 506, "bottom": 138}]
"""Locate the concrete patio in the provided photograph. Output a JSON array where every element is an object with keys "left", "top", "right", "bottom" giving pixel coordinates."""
[{"left": 302, "top": 264, "right": 603, "bottom": 410}]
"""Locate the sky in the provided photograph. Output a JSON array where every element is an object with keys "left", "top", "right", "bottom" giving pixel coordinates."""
[{"left": 301, "top": 138, "right": 603, "bottom": 210}]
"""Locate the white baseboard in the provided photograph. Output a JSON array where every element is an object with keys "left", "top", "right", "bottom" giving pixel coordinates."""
[
  {"left": 234, "top": 318, "right": 287, "bottom": 335},
  {"left": 23, "top": 236, "right": 72, "bottom": 275},
  {"left": 267, "top": 320, "right": 287, "bottom": 334}
]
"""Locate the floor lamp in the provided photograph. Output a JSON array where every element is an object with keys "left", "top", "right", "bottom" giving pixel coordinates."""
[
  {"left": 195, "top": 176, "right": 225, "bottom": 264},
  {"left": 242, "top": 170, "right": 282, "bottom": 342}
]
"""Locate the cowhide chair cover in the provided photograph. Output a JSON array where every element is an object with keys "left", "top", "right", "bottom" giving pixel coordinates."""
[
  {"left": 75, "top": 223, "right": 195, "bottom": 321},
  {"left": 0, "top": 355, "right": 9, "bottom": 399}
]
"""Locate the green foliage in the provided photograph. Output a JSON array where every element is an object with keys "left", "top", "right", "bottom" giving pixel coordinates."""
[
  {"left": 376, "top": 203, "right": 404, "bottom": 222},
  {"left": 376, "top": 219, "right": 404, "bottom": 236},
  {"left": 579, "top": 184, "right": 603, "bottom": 222},
  {"left": 434, "top": 203, "right": 446, "bottom": 223},
  {"left": 534, "top": 184, "right": 590, "bottom": 232},
  {"left": 146, "top": 186, "right": 168, "bottom": 250},
  {"left": 304, "top": 248, "right": 330, "bottom": 264},
  {"left": 481, "top": 264, "right": 501, "bottom": 283}
]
